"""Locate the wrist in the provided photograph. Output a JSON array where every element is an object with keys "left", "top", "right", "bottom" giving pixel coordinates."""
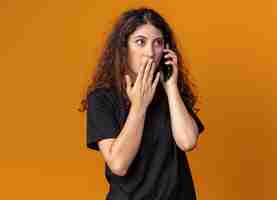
[
  {"left": 130, "top": 104, "right": 147, "bottom": 117},
  {"left": 166, "top": 84, "right": 179, "bottom": 98}
]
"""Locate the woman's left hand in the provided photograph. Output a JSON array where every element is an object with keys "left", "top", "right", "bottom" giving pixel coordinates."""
[{"left": 160, "top": 44, "right": 178, "bottom": 93}]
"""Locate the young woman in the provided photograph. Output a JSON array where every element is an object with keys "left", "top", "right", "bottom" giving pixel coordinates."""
[{"left": 79, "top": 7, "right": 205, "bottom": 200}]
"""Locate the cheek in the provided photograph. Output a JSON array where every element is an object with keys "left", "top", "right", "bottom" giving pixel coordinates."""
[
  {"left": 155, "top": 48, "right": 163, "bottom": 60},
  {"left": 156, "top": 51, "right": 163, "bottom": 65},
  {"left": 128, "top": 49, "right": 141, "bottom": 72}
]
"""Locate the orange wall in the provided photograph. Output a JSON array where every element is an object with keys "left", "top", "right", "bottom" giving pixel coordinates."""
[{"left": 1, "top": 0, "right": 276, "bottom": 199}]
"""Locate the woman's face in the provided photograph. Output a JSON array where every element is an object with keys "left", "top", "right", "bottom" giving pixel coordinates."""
[{"left": 127, "top": 23, "right": 164, "bottom": 78}]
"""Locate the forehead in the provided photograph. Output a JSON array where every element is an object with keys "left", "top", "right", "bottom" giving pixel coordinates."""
[{"left": 130, "top": 23, "right": 163, "bottom": 39}]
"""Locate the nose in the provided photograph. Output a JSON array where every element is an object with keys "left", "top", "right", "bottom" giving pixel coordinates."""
[{"left": 145, "top": 43, "right": 155, "bottom": 59}]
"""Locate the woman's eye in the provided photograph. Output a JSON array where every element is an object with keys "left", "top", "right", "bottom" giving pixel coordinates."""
[
  {"left": 155, "top": 39, "right": 164, "bottom": 46},
  {"left": 136, "top": 39, "right": 144, "bottom": 46}
]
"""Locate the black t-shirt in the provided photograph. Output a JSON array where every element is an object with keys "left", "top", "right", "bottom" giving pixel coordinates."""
[{"left": 86, "top": 85, "right": 205, "bottom": 200}]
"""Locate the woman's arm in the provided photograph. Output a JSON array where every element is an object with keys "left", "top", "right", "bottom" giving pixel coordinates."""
[
  {"left": 99, "top": 58, "right": 159, "bottom": 176},
  {"left": 98, "top": 104, "right": 146, "bottom": 176},
  {"left": 167, "top": 85, "right": 199, "bottom": 152}
]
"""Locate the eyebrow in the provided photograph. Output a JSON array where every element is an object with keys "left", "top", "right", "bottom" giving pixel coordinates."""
[{"left": 133, "top": 35, "right": 163, "bottom": 40}]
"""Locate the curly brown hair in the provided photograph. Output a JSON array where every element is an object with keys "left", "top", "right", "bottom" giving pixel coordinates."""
[{"left": 78, "top": 7, "right": 201, "bottom": 115}]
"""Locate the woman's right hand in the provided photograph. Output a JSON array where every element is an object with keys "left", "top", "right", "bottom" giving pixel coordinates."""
[{"left": 125, "top": 58, "right": 160, "bottom": 112}]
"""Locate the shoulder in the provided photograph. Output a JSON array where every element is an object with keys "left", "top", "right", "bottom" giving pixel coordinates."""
[
  {"left": 88, "top": 87, "right": 116, "bottom": 99},
  {"left": 87, "top": 87, "right": 118, "bottom": 108}
]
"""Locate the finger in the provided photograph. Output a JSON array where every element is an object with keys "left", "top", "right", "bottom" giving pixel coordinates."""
[
  {"left": 163, "top": 48, "right": 176, "bottom": 56},
  {"left": 136, "top": 58, "right": 149, "bottom": 85},
  {"left": 152, "top": 72, "right": 160, "bottom": 91},
  {"left": 125, "top": 75, "right": 131, "bottom": 91},
  {"left": 148, "top": 60, "right": 156, "bottom": 84},
  {"left": 143, "top": 58, "right": 153, "bottom": 81},
  {"left": 142, "top": 58, "right": 153, "bottom": 84},
  {"left": 163, "top": 53, "right": 174, "bottom": 63},
  {"left": 165, "top": 59, "right": 177, "bottom": 66},
  {"left": 164, "top": 53, "right": 177, "bottom": 60},
  {"left": 146, "top": 59, "right": 156, "bottom": 85}
]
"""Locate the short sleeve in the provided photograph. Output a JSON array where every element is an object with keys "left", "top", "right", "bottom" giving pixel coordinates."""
[{"left": 86, "top": 88, "right": 120, "bottom": 151}]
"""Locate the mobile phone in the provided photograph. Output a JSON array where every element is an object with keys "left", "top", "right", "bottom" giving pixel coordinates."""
[{"left": 160, "top": 51, "right": 173, "bottom": 82}]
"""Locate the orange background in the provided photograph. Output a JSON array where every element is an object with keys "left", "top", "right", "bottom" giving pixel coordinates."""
[{"left": 1, "top": 0, "right": 276, "bottom": 199}]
